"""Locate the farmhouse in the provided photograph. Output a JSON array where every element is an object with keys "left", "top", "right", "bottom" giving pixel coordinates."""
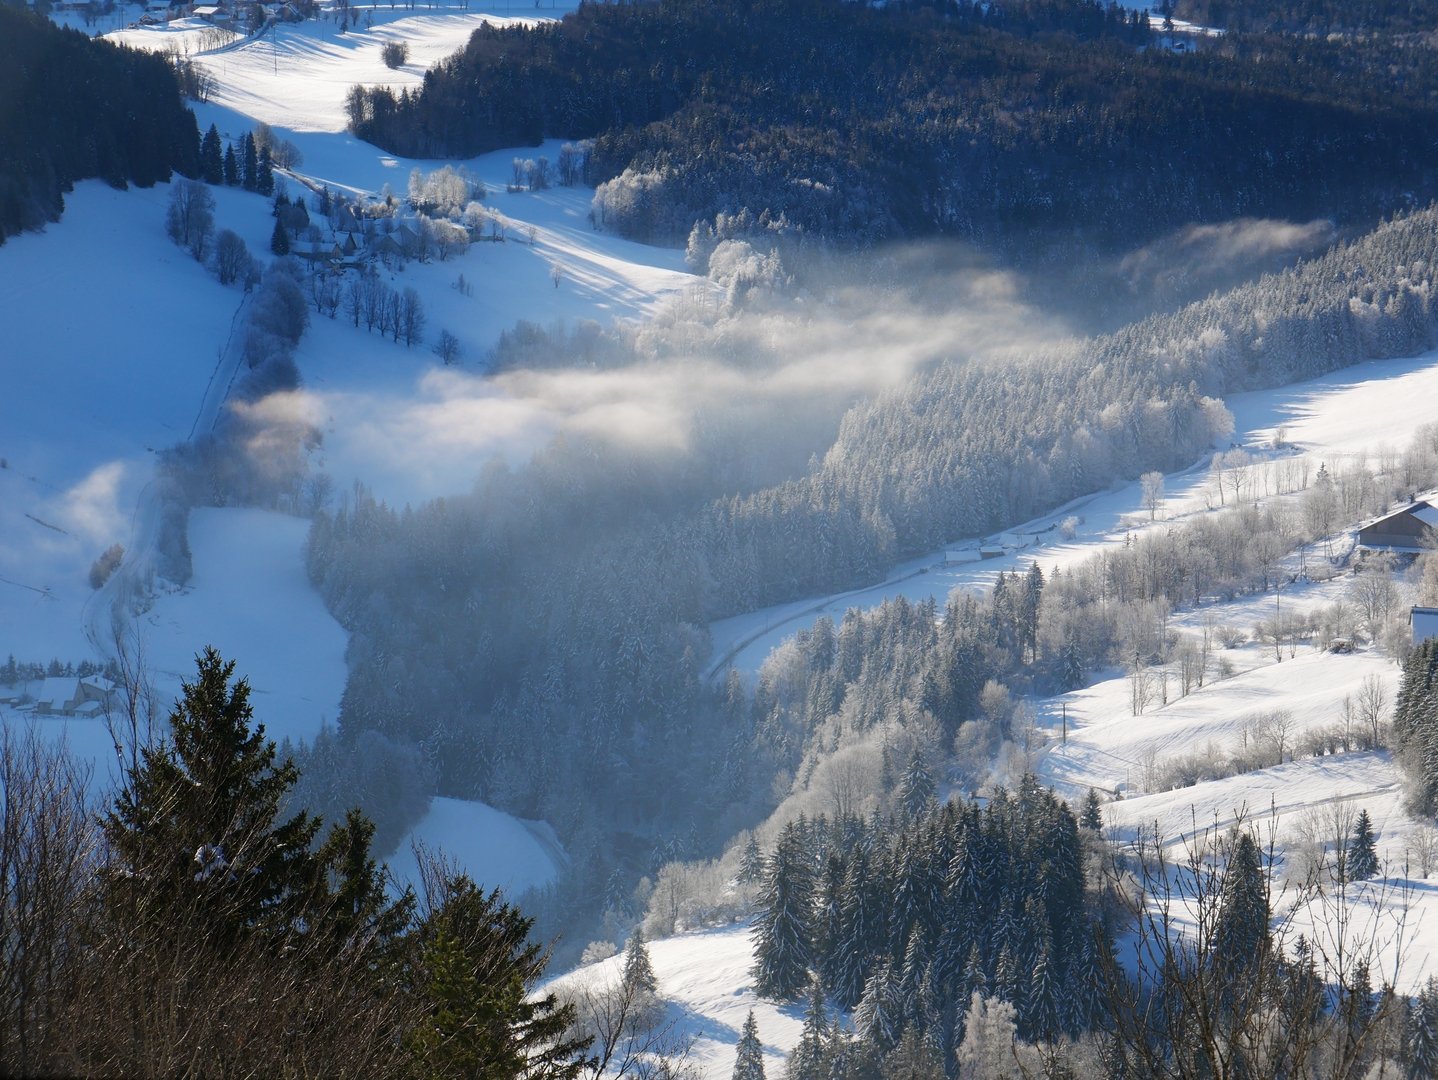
[
  {"left": 1356, "top": 500, "right": 1438, "bottom": 551},
  {"left": 32, "top": 675, "right": 119, "bottom": 718}
]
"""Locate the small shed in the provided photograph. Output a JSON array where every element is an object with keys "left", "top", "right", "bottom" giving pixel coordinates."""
[
  {"left": 1414, "top": 607, "right": 1438, "bottom": 647},
  {"left": 979, "top": 544, "right": 1005, "bottom": 560},
  {"left": 1357, "top": 500, "right": 1438, "bottom": 551}
]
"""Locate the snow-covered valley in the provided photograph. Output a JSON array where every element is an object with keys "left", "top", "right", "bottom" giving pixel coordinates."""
[{"left": 8, "top": 3, "right": 1438, "bottom": 1075}]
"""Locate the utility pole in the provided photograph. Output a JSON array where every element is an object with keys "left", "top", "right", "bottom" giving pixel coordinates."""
[{"left": 1061, "top": 701, "right": 1067, "bottom": 745}]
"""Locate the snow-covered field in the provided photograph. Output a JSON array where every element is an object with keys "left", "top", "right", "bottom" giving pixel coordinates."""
[
  {"left": 549, "top": 925, "right": 802, "bottom": 1080},
  {"left": 387, "top": 795, "right": 565, "bottom": 897}
]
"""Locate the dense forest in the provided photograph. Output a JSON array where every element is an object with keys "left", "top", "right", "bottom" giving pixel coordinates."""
[
  {"left": 347, "top": 0, "right": 1438, "bottom": 258},
  {"left": 304, "top": 204, "right": 1438, "bottom": 944},
  {"left": 0, "top": 6, "right": 199, "bottom": 243}
]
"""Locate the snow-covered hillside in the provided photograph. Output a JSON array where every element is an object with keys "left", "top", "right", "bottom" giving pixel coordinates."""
[{"left": 9, "top": 5, "right": 1438, "bottom": 1072}]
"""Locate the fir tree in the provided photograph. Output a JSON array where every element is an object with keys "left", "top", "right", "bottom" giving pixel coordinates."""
[
  {"left": 406, "top": 874, "right": 592, "bottom": 1080},
  {"left": 1080, "top": 788, "right": 1104, "bottom": 832},
  {"left": 1411, "top": 978, "right": 1438, "bottom": 1080},
  {"left": 734, "top": 1010, "right": 766, "bottom": 1080},
  {"left": 1348, "top": 808, "right": 1380, "bottom": 882},
  {"left": 103, "top": 647, "right": 322, "bottom": 943},
  {"left": 1213, "top": 830, "right": 1269, "bottom": 979},
  {"left": 257, "top": 145, "right": 275, "bottom": 196},
  {"left": 200, "top": 123, "right": 223, "bottom": 185},
  {"left": 271, "top": 217, "right": 290, "bottom": 256},
  {"left": 752, "top": 821, "right": 816, "bottom": 1000},
  {"left": 785, "top": 978, "right": 829, "bottom": 1080},
  {"left": 223, "top": 142, "right": 239, "bottom": 186},
  {"left": 241, "top": 131, "right": 258, "bottom": 191},
  {"left": 740, "top": 835, "right": 764, "bottom": 886},
  {"left": 622, "top": 926, "right": 658, "bottom": 999},
  {"left": 896, "top": 748, "right": 935, "bottom": 821}
]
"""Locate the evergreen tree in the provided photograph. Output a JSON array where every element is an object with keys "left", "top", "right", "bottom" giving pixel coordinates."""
[
  {"left": 785, "top": 978, "right": 829, "bottom": 1080},
  {"left": 883, "top": 1027, "right": 945, "bottom": 1080},
  {"left": 103, "top": 647, "right": 322, "bottom": 943},
  {"left": 200, "top": 123, "right": 223, "bottom": 185},
  {"left": 257, "top": 145, "right": 275, "bottom": 196},
  {"left": 854, "top": 958, "right": 901, "bottom": 1054},
  {"left": 223, "top": 142, "right": 239, "bottom": 186},
  {"left": 622, "top": 926, "right": 658, "bottom": 999},
  {"left": 1213, "top": 830, "right": 1269, "bottom": 980},
  {"left": 1410, "top": 978, "right": 1438, "bottom": 1080},
  {"left": 752, "top": 821, "right": 816, "bottom": 1000},
  {"left": 896, "top": 748, "right": 935, "bottom": 822},
  {"left": 740, "top": 835, "right": 765, "bottom": 886},
  {"left": 241, "top": 131, "right": 258, "bottom": 190},
  {"left": 734, "top": 1010, "right": 766, "bottom": 1080},
  {"left": 1080, "top": 788, "right": 1104, "bottom": 832},
  {"left": 271, "top": 217, "right": 291, "bottom": 256},
  {"left": 406, "top": 873, "right": 592, "bottom": 1080},
  {"left": 1348, "top": 809, "right": 1380, "bottom": 881}
]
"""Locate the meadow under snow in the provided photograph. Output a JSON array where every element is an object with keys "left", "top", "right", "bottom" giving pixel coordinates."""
[{"left": 4, "top": 6, "right": 1438, "bottom": 1074}]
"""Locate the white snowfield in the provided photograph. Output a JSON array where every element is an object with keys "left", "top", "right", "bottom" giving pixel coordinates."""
[
  {"left": 387, "top": 796, "right": 564, "bottom": 898},
  {"left": 547, "top": 926, "right": 801, "bottom": 1080}
]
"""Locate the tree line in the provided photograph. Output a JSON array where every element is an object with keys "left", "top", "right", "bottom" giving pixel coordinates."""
[
  {"left": 0, "top": 6, "right": 199, "bottom": 244},
  {"left": 346, "top": 0, "right": 1438, "bottom": 259}
]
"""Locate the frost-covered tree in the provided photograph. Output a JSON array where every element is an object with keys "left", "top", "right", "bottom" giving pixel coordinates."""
[
  {"left": 734, "top": 1010, "right": 766, "bottom": 1080},
  {"left": 751, "top": 822, "right": 814, "bottom": 1000},
  {"left": 1347, "top": 809, "right": 1380, "bottom": 882},
  {"left": 784, "top": 979, "right": 828, "bottom": 1080},
  {"left": 621, "top": 927, "right": 658, "bottom": 1000},
  {"left": 165, "top": 179, "right": 214, "bottom": 261},
  {"left": 954, "top": 993, "right": 1021, "bottom": 1079}
]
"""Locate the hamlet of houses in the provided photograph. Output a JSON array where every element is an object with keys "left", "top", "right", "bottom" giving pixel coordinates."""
[{"left": 0, "top": 674, "right": 120, "bottom": 718}]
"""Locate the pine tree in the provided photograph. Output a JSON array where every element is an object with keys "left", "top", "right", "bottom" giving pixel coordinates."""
[
  {"left": 257, "top": 145, "right": 275, "bottom": 196},
  {"left": 200, "top": 123, "right": 223, "bottom": 185},
  {"left": 407, "top": 873, "right": 591, "bottom": 1080},
  {"left": 622, "top": 926, "right": 658, "bottom": 999},
  {"left": 103, "top": 647, "right": 322, "bottom": 943},
  {"left": 241, "top": 131, "right": 258, "bottom": 190},
  {"left": 1213, "top": 830, "right": 1269, "bottom": 979},
  {"left": 752, "top": 821, "right": 815, "bottom": 1000},
  {"left": 271, "top": 217, "right": 291, "bottom": 256},
  {"left": 734, "top": 1010, "right": 766, "bottom": 1080},
  {"left": 223, "top": 142, "right": 239, "bottom": 186},
  {"left": 1348, "top": 808, "right": 1380, "bottom": 881},
  {"left": 1080, "top": 788, "right": 1104, "bottom": 832},
  {"left": 785, "top": 978, "right": 829, "bottom": 1080}
]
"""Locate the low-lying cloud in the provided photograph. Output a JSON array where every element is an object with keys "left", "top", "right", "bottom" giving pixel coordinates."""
[{"left": 254, "top": 244, "right": 1077, "bottom": 504}]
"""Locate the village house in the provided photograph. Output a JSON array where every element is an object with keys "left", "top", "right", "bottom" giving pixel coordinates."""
[
  {"left": 1356, "top": 499, "right": 1438, "bottom": 551},
  {"left": 30, "top": 674, "right": 119, "bottom": 718}
]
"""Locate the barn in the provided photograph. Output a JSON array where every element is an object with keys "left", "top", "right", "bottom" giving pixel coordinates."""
[{"left": 1356, "top": 500, "right": 1438, "bottom": 551}]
